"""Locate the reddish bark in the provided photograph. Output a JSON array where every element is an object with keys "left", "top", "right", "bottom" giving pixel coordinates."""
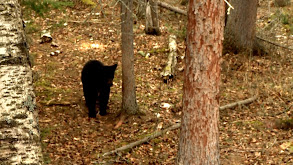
[
  {"left": 121, "top": 0, "right": 139, "bottom": 114},
  {"left": 177, "top": 0, "right": 224, "bottom": 164}
]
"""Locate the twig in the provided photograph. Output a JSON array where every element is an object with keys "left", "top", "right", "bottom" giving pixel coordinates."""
[
  {"left": 224, "top": 0, "right": 234, "bottom": 10},
  {"left": 271, "top": 104, "right": 293, "bottom": 117},
  {"left": 222, "top": 148, "right": 263, "bottom": 153},
  {"left": 44, "top": 99, "right": 79, "bottom": 106},
  {"left": 256, "top": 36, "right": 293, "bottom": 51},
  {"left": 102, "top": 96, "right": 258, "bottom": 156},
  {"left": 46, "top": 19, "right": 103, "bottom": 24}
]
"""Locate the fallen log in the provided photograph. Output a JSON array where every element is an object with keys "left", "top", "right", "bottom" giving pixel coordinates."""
[
  {"left": 160, "top": 35, "right": 177, "bottom": 83},
  {"left": 102, "top": 95, "right": 258, "bottom": 156},
  {"left": 157, "top": 1, "right": 187, "bottom": 15}
]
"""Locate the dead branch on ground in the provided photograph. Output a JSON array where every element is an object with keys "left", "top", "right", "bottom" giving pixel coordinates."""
[
  {"left": 157, "top": 1, "right": 187, "bottom": 15},
  {"left": 219, "top": 95, "right": 258, "bottom": 111},
  {"left": 103, "top": 123, "right": 181, "bottom": 156},
  {"left": 256, "top": 36, "right": 293, "bottom": 51},
  {"left": 102, "top": 95, "right": 258, "bottom": 156},
  {"left": 160, "top": 35, "right": 178, "bottom": 83}
]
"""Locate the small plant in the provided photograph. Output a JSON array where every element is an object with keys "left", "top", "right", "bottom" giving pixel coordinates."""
[
  {"left": 280, "top": 12, "right": 290, "bottom": 25},
  {"left": 81, "top": 0, "right": 96, "bottom": 7},
  {"left": 24, "top": 21, "right": 40, "bottom": 34},
  {"left": 21, "top": 0, "right": 73, "bottom": 16},
  {"left": 40, "top": 127, "right": 54, "bottom": 164},
  {"left": 275, "top": 118, "right": 293, "bottom": 130},
  {"left": 279, "top": 10, "right": 293, "bottom": 34},
  {"left": 165, "top": 23, "right": 186, "bottom": 40},
  {"left": 270, "top": 9, "right": 293, "bottom": 34}
]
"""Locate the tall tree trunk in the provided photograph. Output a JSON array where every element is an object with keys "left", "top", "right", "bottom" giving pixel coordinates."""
[
  {"left": 177, "top": 0, "right": 224, "bottom": 164},
  {"left": 0, "top": 0, "right": 43, "bottom": 164},
  {"left": 223, "top": 0, "right": 258, "bottom": 54},
  {"left": 121, "top": 0, "right": 139, "bottom": 114}
]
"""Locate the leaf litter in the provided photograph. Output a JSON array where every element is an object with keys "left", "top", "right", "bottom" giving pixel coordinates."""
[{"left": 23, "top": 0, "right": 293, "bottom": 164}]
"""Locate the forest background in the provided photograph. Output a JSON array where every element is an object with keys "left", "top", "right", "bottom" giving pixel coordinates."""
[{"left": 19, "top": 0, "right": 293, "bottom": 164}]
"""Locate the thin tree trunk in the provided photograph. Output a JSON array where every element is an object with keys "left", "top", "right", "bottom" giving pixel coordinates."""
[
  {"left": 0, "top": 0, "right": 43, "bottom": 164},
  {"left": 121, "top": 0, "right": 139, "bottom": 114},
  {"left": 177, "top": 0, "right": 224, "bottom": 164},
  {"left": 145, "top": 0, "right": 161, "bottom": 35},
  {"left": 223, "top": 0, "right": 258, "bottom": 53}
]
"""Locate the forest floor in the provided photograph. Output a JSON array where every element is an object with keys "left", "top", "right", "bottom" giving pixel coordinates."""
[{"left": 22, "top": 0, "right": 292, "bottom": 164}]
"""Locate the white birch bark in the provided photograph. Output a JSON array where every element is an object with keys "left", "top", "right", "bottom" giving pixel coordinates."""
[
  {"left": 160, "top": 35, "right": 177, "bottom": 82},
  {"left": 0, "top": 0, "right": 43, "bottom": 164}
]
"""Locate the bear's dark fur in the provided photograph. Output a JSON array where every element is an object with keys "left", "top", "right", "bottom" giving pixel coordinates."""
[{"left": 81, "top": 60, "right": 117, "bottom": 118}]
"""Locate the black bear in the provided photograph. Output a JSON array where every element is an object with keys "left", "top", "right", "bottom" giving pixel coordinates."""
[{"left": 81, "top": 60, "right": 117, "bottom": 118}]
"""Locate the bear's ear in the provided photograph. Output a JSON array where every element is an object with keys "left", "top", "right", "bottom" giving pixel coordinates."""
[{"left": 112, "top": 64, "right": 118, "bottom": 70}]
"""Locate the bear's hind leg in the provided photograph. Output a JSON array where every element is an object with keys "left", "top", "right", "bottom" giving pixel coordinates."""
[
  {"left": 98, "top": 87, "right": 110, "bottom": 116},
  {"left": 84, "top": 86, "right": 98, "bottom": 118}
]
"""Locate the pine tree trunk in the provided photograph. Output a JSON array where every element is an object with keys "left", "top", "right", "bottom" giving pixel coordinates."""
[
  {"left": 223, "top": 0, "right": 258, "bottom": 53},
  {"left": 177, "top": 0, "right": 224, "bottom": 164},
  {"left": 121, "top": 0, "right": 139, "bottom": 114},
  {"left": 0, "top": 0, "right": 43, "bottom": 164}
]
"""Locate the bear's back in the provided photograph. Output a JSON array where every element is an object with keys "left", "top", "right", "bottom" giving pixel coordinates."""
[{"left": 81, "top": 60, "right": 104, "bottom": 85}]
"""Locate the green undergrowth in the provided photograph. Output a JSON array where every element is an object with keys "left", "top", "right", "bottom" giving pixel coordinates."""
[
  {"left": 234, "top": 120, "right": 265, "bottom": 130},
  {"left": 34, "top": 78, "right": 73, "bottom": 104},
  {"left": 21, "top": 0, "right": 73, "bottom": 16},
  {"left": 165, "top": 23, "right": 186, "bottom": 40},
  {"left": 80, "top": 0, "right": 96, "bottom": 7},
  {"left": 272, "top": 9, "right": 293, "bottom": 33},
  {"left": 24, "top": 21, "right": 40, "bottom": 34},
  {"left": 40, "top": 127, "right": 55, "bottom": 164},
  {"left": 276, "top": 118, "right": 293, "bottom": 130}
]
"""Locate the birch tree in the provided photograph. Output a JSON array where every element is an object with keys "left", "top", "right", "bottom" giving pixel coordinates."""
[{"left": 0, "top": 0, "right": 43, "bottom": 164}]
